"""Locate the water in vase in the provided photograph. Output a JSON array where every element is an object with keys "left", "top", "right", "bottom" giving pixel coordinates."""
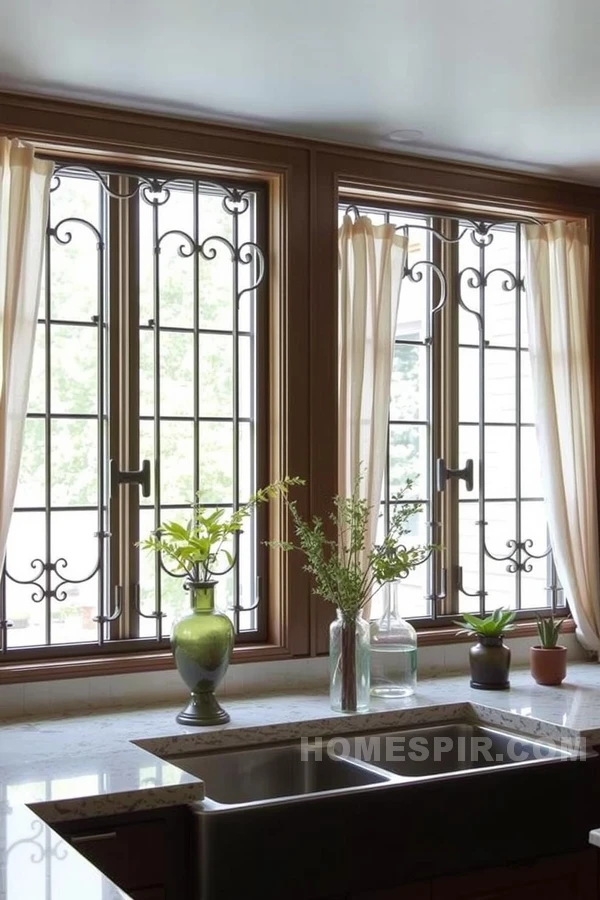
[
  {"left": 370, "top": 581, "right": 418, "bottom": 698},
  {"left": 370, "top": 645, "right": 417, "bottom": 698}
]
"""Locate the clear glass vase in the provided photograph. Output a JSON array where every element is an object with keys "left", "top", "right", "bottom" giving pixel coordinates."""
[
  {"left": 370, "top": 581, "right": 417, "bottom": 698},
  {"left": 329, "top": 610, "right": 370, "bottom": 713}
]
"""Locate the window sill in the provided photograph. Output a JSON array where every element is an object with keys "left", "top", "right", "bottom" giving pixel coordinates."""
[
  {"left": 416, "top": 617, "right": 576, "bottom": 646},
  {"left": 0, "top": 643, "right": 296, "bottom": 685},
  {"left": 0, "top": 619, "right": 575, "bottom": 684}
]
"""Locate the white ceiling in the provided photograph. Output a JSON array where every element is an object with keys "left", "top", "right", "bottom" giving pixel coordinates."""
[{"left": 2, "top": 0, "right": 600, "bottom": 183}]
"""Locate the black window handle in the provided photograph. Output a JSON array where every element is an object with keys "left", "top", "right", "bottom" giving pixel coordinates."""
[
  {"left": 436, "top": 457, "right": 474, "bottom": 492},
  {"left": 110, "top": 459, "right": 151, "bottom": 498}
]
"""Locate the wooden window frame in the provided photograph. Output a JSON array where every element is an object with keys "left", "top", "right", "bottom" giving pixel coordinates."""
[{"left": 0, "top": 91, "right": 597, "bottom": 681}]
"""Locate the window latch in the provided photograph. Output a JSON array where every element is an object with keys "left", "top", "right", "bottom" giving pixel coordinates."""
[
  {"left": 110, "top": 459, "right": 151, "bottom": 498},
  {"left": 436, "top": 457, "right": 473, "bottom": 492}
]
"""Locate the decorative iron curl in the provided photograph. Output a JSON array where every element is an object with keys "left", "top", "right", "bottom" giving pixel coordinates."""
[
  {"left": 222, "top": 187, "right": 251, "bottom": 216},
  {"left": 483, "top": 267, "right": 521, "bottom": 292},
  {"left": 49, "top": 217, "right": 104, "bottom": 251},
  {"left": 157, "top": 228, "right": 196, "bottom": 258},
  {"left": 484, "top": 537, "right": 551, "bottom": 574}
]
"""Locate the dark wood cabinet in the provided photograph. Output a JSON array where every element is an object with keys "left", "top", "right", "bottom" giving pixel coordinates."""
[
  {"left": 56, "top": 806, "right": 190, "bottom": 900},
  {"left": 352, "top": 883, "right": 431, "bottom": 899},
  {"left": 129, "top": 890, "right": 166, "bottom": 900},
  {"left": 430, "top": 850, "right": 598, "bottom": 900},
  {"left": 351, "top": 851, "right": 598, "bottom": 900}
]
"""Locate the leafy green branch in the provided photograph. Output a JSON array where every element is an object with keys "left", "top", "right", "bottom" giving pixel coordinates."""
[
  {"left": 267, "top": 477, "right": 438, "bottom": 620},
  {"left": 139, "top": 476, "right": 304, "bottom": 582}
]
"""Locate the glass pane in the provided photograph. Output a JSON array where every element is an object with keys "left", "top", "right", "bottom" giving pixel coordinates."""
[
  {"left": 520, "top": 350, "right": 535, "bottom": 423},
  {"left": 49, "top": 507, "right": 101, "bottom": 642},
  {"left": 458, "top": 502, "right": 481, "bottom": 614},
  {"left": 239, "top": 421, "right": 253, "bottom": 503},
  {"left": 14, "top": 418, "right": 45, "bottom": 508},
  {"left": 485, "top": 349, "right": 516, "bottom": 422},
  {"left": 199, "top": 333, "right": 233, "bottom": 418},
  {"left": 138, "top": 507, "right": 160, "bottom": 639},
  {"left": 152, "top": 188, "right": 195, "bottom": 329},
  {"left": 159, "top": 420, "right": 194, "bottom": 505},
  {"left": 149, "top": 506, "right": 190, "bottom": 639},
  {"left": 139, "top": 330, "right": 154, "bottom": 418},
  {"left": 198, "top": 420, "right": 234, "bottom": 504},
  {"left": 239, "top": 335, "right": 253, "bottom": 420},
  {"left": 50, "top": 325, "right": 98, "bottom": 415},
  {"left": 459, "top": 425, "right": 479, "bottom": 499},
  {"left": 5, "top": 512, "right": 46, "bottom": 647},
  {"left": 51, "top": 510, "right": 101, "bottom": 583},
  {"left": 390, "top": 343, "right": 427, "bottom": 422},
  {"left": 394, "top": 217, "right": 430, "bottom": 342},
  {"left": 485, "top": 426, "right": 515, "bottom": 499},
  {"left": 521, "top": 427, "right": 544, "bottom": 498},
  {"left": 483, "top": 226, "right": 516, "bottom": 347},
  {"left": 139, "top": 420, "right": 156, "bottom": 507},
  {"left": 160, "top": 331, "right": 194, "bottom": 418},
  {"left": 51, "top": 419, "right": 98, "bottom": 507},
  {"left": 197, "top": 192, "right": 235, "bottom": 331},
  {"left": 236, "top": 524, "right": 257, "bottom": 632},
  {"left": 389, "top": 425, "right": 427, "bottom": 499},
  {"left": 520, "top": 502, "right": 552, "bottom": 610},
  {"left": 391, "top": 505, "right": 430, "bottom": 619},
  {"left": 485, "top": 501, "right": 517, "bottom": 611},
  {"left": 49, "top": 176, "right": 102, "bottom": 322},
  {"left": 459, "top": 347, "right": 480, "bottom": 423},
  {"left": 28, "top": 327, "right": 46, "bottom": 415},
  {"left": 458, "top": 227, "right": 481, "bottom": 346},
  {"left": 50, "top": 575, "right": 99, "bottom": 645}
]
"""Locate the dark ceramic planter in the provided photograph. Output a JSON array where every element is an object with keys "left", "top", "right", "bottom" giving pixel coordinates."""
[{"left": 469, "top": 636, "right": 511, "bottom": 690}]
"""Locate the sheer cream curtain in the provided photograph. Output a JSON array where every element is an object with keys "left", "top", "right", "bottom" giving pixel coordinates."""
[
  {"left": 338, "top": 215, "right": 408, "bottom": 611},
  {"left": 0, "top": 139, "right": 53, "bottom": 568},
  {"left": 523, "top": 220, "right": 600, "bottom": 651}
]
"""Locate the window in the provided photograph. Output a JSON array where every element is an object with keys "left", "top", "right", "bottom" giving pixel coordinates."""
[
  {"left": 0, "top": 162, "right": 268, "bottom": 659},
  {"left": 341, "top": 201, "right": 564, "bottom": 624}
]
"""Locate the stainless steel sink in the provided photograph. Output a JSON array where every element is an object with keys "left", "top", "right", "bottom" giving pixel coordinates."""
[
  {"left": 162, "top": 720, "right": 576, "bottom": 811},
  {"left": 162, "top": 723, "right": 587, "bottom": 900},
  {"left": 344, "top": 722, "right": 573, "bottom": 779},
  {"left": 168, "top": 742, "right": 390, "bottom": 806}
]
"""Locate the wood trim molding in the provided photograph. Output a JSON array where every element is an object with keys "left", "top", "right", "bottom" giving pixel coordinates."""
[
  {"left": 1, "top": 89, "right": 599, "bottom": 206},
  {"left": 0, "top": 642, "right": 299, "bottom": 685}
]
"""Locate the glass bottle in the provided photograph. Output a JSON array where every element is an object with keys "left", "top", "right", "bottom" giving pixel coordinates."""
[
  {"left": 370, "top": 581, "right": 417, "bottom": 698},
  {"left": 329, "top": 610, "right": 370, "bottom": 713}
]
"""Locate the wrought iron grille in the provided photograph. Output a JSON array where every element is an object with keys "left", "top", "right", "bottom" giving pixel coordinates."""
[
  {"left": 0, "top": 162, "right": 268, "bottom": 658},
  {"left": 342, "top": 201, "right": 564, "bottom": 623}
]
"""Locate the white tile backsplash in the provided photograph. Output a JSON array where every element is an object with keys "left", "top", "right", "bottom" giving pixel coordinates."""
[{"left": 0, "top": 631, "right": 588, "bottom": 721}]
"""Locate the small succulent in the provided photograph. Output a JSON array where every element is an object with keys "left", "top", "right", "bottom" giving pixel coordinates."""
[
  {"left": 455, "top": 608, "right": 517, "bottom": 638},
  {"left": 536, "top": 614, "right": 565, "bottom": 649}
]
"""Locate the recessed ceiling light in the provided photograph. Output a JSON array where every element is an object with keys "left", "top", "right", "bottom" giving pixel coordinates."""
[{"left": 387, "top": 129, "right": 424, "bottom": 143}]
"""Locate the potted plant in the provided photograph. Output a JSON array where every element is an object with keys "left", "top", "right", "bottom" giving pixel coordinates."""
[
  {"left": 140, "top": 476, "right": 301, "bottom": 726},
  {"left": 530, "top": 615, "right": 567, "bottom": 686},
  {"left": 268, "top": 479, "right": 435, "bottom": 714},
  {"left": 455, "top": 608, "right": 516, "bottom": 690}
]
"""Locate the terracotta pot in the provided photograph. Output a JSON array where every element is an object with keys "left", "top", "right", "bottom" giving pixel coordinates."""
[
  {"left": 469, "top": 636, "right": 511, "bottom": 690},
  {"left": 529, "top": 645, "right": 567, "bottom": 686}
]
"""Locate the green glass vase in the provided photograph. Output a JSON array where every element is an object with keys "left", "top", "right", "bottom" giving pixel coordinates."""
[{"left": 171, "top": 581, "right": 234, "bottom": 726}]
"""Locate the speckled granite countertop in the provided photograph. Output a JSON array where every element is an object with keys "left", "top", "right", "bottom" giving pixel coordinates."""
[{"left": 4, "top": 661, "right": 600, "bottom": 900}]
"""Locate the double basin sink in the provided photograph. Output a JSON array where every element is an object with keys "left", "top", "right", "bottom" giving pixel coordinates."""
[
  {"left": 159, "top": 721, "right": 586, "bottom": 899},
  {"left": 162, "top": 721, "right": 576, "bottom": 809}
]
